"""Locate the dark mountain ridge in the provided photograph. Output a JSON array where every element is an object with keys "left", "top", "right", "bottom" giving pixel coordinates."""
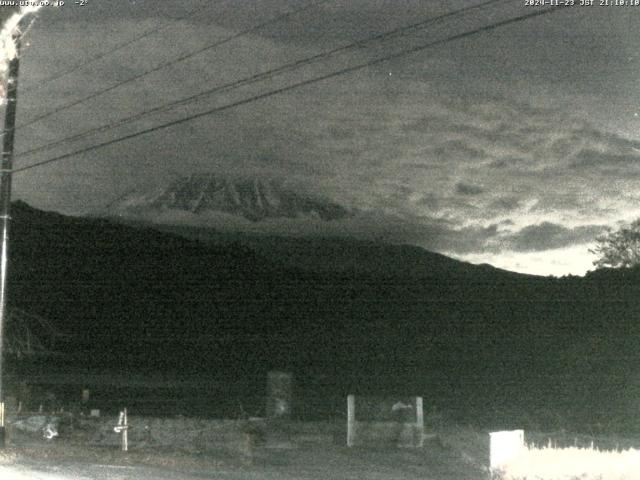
[{"left": 106, "top": 216, "right": 533, "bottom": 280}]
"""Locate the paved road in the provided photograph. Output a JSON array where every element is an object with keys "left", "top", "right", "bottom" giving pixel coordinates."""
[
  {"left": 1, "top": 461, "right": 437, "bottom": 480},
  {"left": 2, "top": 462, "right": 277, "bottom": 480},
  {"left": 1, "top": 454, "right": 478, "bottom": 480}
]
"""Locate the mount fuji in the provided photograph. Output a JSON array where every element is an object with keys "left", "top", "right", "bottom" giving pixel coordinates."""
[{"left": 108, "top": 173, "right": 351, "bottom": 223}]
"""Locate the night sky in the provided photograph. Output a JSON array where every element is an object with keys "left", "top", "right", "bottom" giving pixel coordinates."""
[{"left": 7, "top": 0, "right": 640, "bottom": 276}]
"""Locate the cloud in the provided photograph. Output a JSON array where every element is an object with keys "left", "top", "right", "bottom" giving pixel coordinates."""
[
  {"left": 496, "top": 222, "right": 606, "bottom": 252},
  {"left": 490, "top": 197, "right": 522, "bottom": 211},
  {"left": 455, "top": 182, "right": 484, "bottom": 196},
  {"left": 570, "top": 149, "right": 640, "bottom": 171},
  {"left": 456, "top": 244, "right": 598, "bottom": 278}
]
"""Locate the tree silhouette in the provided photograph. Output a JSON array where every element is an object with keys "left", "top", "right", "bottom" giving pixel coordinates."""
[{"left": 590, "top": 219, "right": 640, "bottom": 268}]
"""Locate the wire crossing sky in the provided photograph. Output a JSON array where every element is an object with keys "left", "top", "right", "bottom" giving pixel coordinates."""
[
  {"left": 16, "top": 1, "right": 319, "bottom": 132},
  {"left": 20, "top": 2, "right": 212, "bottom": 93},
  {"left": 15, "top": 3, "right": 567, "bottom": 174},
  {"left": 12, "top": 0, "right": 640, "bottom": 277},
  {"left": 16, "top": 0, "right": 509, "bottom": 160}
]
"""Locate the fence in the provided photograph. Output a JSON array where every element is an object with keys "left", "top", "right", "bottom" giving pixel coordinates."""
[
  {"left": 4, "top": 370, "right": 638, "bottom": 434},
  {"left": 346, "top": 394, "right": 425, "bottom": 447}
]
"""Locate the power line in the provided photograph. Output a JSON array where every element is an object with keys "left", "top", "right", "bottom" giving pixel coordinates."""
[
  {"left": 16, "top": 1, "right": 320, "bottom": 131},
  {"left": 17, "top": 0, "right": 508, "bottom": 159},
  {"left": 14, "top": 5, "right": 571, "bottom": 175},
  {"left": 21, "top": 1, "right": 212, "bottom": 93}
]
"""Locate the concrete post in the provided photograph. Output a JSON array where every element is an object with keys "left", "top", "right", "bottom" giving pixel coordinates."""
[
  {"left": 265, "top": 371, "right": 293, "bottom": 449},
  {"left": 347, "top": 394, "right": 355, "bottom": 447},
  {"left": 266, "top": 371, "right": 292, "bottom": 420},
  {"left": 490, "top": 429, "right": 525, "bottom": 470},
  {"left": 415, "top": 397, "right": 424, "bottom": 447}
]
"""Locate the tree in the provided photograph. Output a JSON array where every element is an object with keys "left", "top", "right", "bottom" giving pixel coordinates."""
[{"left": 590, "top": 219, "right": 640, "bottom": 269}]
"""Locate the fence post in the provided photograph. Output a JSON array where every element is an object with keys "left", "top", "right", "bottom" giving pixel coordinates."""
[
  {"left": 347, "top": 394, "right": 355, "bottom": 447},
  {"left": 265, "top": 372, "right": 293, "bottom": 449},
  {"left": 114, "top": 408, "right": 129, "bottom": 452},
  {"left": 266, "top": 371, "right": 292, "bottom": 420},
  {"left": 122, "top": 408, "right": 128, "bottom": 451},
  {"left": 0, "top": 402, "right": 4, "bottom": 448},
  {"left": 415, "top": 397, "right": 424, "bottom": 447}
]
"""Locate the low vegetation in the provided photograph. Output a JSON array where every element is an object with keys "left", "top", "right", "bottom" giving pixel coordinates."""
[{"left": 495, "top": 443, "right": 640, "bottom": 480}]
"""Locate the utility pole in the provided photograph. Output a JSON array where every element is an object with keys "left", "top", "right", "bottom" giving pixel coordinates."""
[{"left": 0, "top": 21, "right": 23, "bottom": 448}]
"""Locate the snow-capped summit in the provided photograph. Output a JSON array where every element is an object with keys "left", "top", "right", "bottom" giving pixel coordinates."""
[{"left": 109, "top": 173, "right": 350, "bottom": 222}]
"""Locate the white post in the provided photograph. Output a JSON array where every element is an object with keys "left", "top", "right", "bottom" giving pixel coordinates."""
[
  {"left": 490, "top": 429, "right": 524, "bottom": 471},
  {"left": 122, "top": 408, "right": 128, "bottom": 452},
  {"left": 114, "top": 408, "right": 129, "bottom": 452},
  {"left": 347, "top": 394, "right": 355, "bottom": 447},
  {"left": 415, "top": 397, "right": 424, "bottom": 447},
  {"left": 0, "top": 402, "right": 4, "bottom": 448}
]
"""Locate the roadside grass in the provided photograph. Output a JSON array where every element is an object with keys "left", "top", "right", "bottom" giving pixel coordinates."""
[
  {"left": 493, "top": 435, "right": 640, "bottom": 480},
  {"left": 0, "top": 448, "right": 16, "bottom": 465}
]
